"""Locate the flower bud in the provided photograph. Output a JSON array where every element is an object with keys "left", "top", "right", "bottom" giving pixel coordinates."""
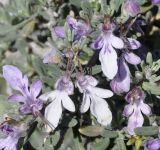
[
  {"left": 123, "top": 0, "right": 140, "bottom": 17},
  {"left": 135, "top": 71, "right": 143, "bottom": 81},
  {"left": 145, "top": 138, "right": 160, "bottom": 150},
  {"left": 151, "top": 0, "right": 160, "bottom": 4}
]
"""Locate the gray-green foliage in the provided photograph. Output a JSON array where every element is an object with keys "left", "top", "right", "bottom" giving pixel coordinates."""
[{"left": 0, "top": 0, "right": 160, "bottom": 150}]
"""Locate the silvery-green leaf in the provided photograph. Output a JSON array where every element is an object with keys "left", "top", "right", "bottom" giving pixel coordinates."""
[
  {"left": 0, "top": 95, "right": 18, "bottom": 122},
  {"left": 64, "top": 22, "right": 72, "bottom": 42},
  {"left": 146, "top": 52, "right": 153, "bottom": 66},
  {"left": 116, "top": 138, "right": 126, "bottom": 150},
  {"left": 110, "top": 0, "right": 124, "bottom": 13},
  {"left": 29, "top": 128, "right": 47, "bottom": 150},
  {"left": 81, "top": 1, "right": 92, "bottom": 20},
  {"left": 100, "top": 0, "right": 108, "bottom": 13},
  {"left": 93, "top": 138, "right": 110, "bottom": 150},
  {"left": 92, "top": 65, "right": 102, "bottom": 75},
  {"left": 71, "top": 137, "right": 85, "bottom": 150},
  {"left": 21, "top": 20, "right": 36, "bottom": 37},
  {"left": 142, "top": 82, "right": 160, "bottom": 95},
  {"left": 69, "top": 0, "right": 82, "bottom": 8},
  {"left": 59, "top": 128, "right": 74, "bottom": 150},
  {"left": 79, "top": 126, "right": 104, "bottom": 137},
  {"left": 139, "top": 0, "right": 148, "bottom": 5},
  {"left": 101, "top": 130, "right": 118, "bottom": 138},
  {"left": 134, "top": 126, "right": 159, "bottom": 136}
]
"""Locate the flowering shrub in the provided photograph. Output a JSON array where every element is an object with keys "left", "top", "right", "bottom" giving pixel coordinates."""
[{"left": 0, "top": 0, "right": 160, "bottom": 149}]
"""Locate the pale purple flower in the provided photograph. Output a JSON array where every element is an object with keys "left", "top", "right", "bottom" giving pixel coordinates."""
[
  {"left": 110, "top": 58, "right": 130, "bottom": 94},
  {"left": 3, "top": 65, "right": 43, "bottom": 116},
  {"left": 145, "top": 138, "right": 160, "bottom": 150},
  {"left": 92, "top": 24, "right": 124, "bottom": 79},
  {"left": 110, "top": 37, "right": 141, "bottom": 94},
  {"left": 0, "top": 124, "right": 26, "bottom": 150},
  {"left": 151, "top": 0, "right": 160, "bottom": 4},
  {"left": 40, "top": 75, "right": 75, "bottom": 132},
  {"left": 123, "top": 87, "right": 151, "bottom": 135},
  {"left": 123, "top": 0, "right": 140, "bottom": 17},
  {"left": 76, "top": 74, "right": 113, "bottom": 126},
  {"left": 54, "top": 16, "right": 90, "bottom": 40}
]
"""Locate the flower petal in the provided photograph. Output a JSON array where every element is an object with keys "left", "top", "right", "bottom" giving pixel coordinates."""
[
  {"left": 91, "top": 36, "right": 103, "bottom": 49},
  {"left": 54, "top": 26, "right": 65, "bottom": 38},
  {"left": 80, "top": 93, "right": 90, "bottom": 113},
  {"left": 30, "top": 80, "right": 42, "bottom": 98},
  {"left": 123, "top": 104, "right": 134, "bottom": 117},
  {"left": 45, "top": 98, "right": 62, "bottom": 131},
  {"left": 85, "top": 75, "right": 98, "bottom": 86},
  {"left": 91, "top": 87, "right": 113, "bottom": 98},
  {"left": 99, "top": 44, "right": 118, "bottom": 79},
  {"left": 74, "top": 22, "right": 90, "bottom": 40},
  {"left": 39, "top": 91, "right": 57, "bottom": 102},
  {"left": 66, "top": 16, "right": 77, "bottom": 29},
  {"left": 124, "top": 52, "right": 141, "bottom": 65},
  {"left": 8, "top": 94, "right": 25, "bottom": 103},
  {"left": 127, "top": 107, "right": 144, "bottom": 135},
  {"left": 127, "top": 38, "right": 141, "bottom": 49},
  {"left": 19, "top": 105, "right": 31, "bottom": 114},
  {"left": 90, "top": 95, "right": 112, "bottom": 126},
  {"left": 110, "top": 59, "right": 130, "bottom": 94},
  {"left": 111, "top": 35, "right": 124, "bottom": 49},
  {"left": 110, "top": 74, "right": 130, "bottom": 94},
  {"left": 3, "top": 65, "right": 24, "bottom": 91},
  {"left": 145, "top": 138, "right": 160, "bottom": 150},
  {"left": 61, "top": 92, "right": 75, "bottom": 112},
  {"left": 140, "top": 101, "right": 151, "bottom": 115}
]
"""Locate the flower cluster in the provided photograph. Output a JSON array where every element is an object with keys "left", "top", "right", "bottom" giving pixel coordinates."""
[
  {"left": 92, "top": 23, "right": 141, "bottom": 94},
  {"left": 40, "top": 74, "right": 113, "bottom": 132},
  {"left": 1, "top": 0, "right": 160, "bottom": 149}
]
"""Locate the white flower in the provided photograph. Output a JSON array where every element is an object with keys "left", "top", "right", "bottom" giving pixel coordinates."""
[
  {"left": 76, "top": 75, "right": 113, "bottom": 126},
  {"left": 92, "top": 24, "right": 124, "bottom": 79},
  {"left": 40, "top": 76, "right": 75, "bottom": 132}
]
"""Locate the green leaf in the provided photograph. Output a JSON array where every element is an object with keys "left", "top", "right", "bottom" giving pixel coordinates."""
[
  {"left": 79, "top": 126, "right": 104, "bottom": 137},
  {"left": 100, "top": 0, "right": 108, "bottom": 13},
  {"left": 92, "top": 65, "right": 102, "bottom": 75},
  {"left": 116, "top": 138, "right": 126, "bottom": 150},
  {"left": 61, "top": 117, "right": 78, "bottom": 128},
  {"left": 21, "top": 20, "right": 36, "bottom": 37},
  {"left": 72, "top": 137, "right": 85, "bottom": 150},
  {"left": 64, "top": 22, "right": 72, "bottom": 42},
  {"left": 93, "top": 138, "right": 110, "bottom": 150},
  {"left": 101, "top": 130, "right": 118, "bottom": 138},
  {"left": 142, "top": 82, "right": 160, "bottom": 95},
  {"left": 134, "top": 126, "right": 159, "bottom": 136},
  {"left": 110, "top": 0, "right": 124, "bottom": 13},
  {"left": 29, "top": 128, "right": 46, "bottom": 150},
  {"left": 0, "top": 95, "right": 18, "bottom": 121},
  {"left": 59, "top": 128, "right": 74, "bottom": 150},
  {"left": 81, "top": 1, "right": 92, "bottom": 20},
  {"left": 139, "top": 0, "right": 148, "bottom": 5},
  {"left": 69, "top": 0, "right": 82, "bottom": 7},
  {"left": 146, "top": 52, "right": 153, "bottom": 66}
]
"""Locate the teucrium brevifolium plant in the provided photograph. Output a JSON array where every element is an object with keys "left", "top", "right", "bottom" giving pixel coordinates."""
[{"left": 0, "top": 0, "right": 160, "bottom": 149}]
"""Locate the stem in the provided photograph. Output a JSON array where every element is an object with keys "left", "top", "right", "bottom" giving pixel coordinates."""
[
  {"left": 37, "top": 111, "right": 55, "bottom": 132},
  {"left": 123, "top": 16, "right": 138, "bottom": 36}
]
